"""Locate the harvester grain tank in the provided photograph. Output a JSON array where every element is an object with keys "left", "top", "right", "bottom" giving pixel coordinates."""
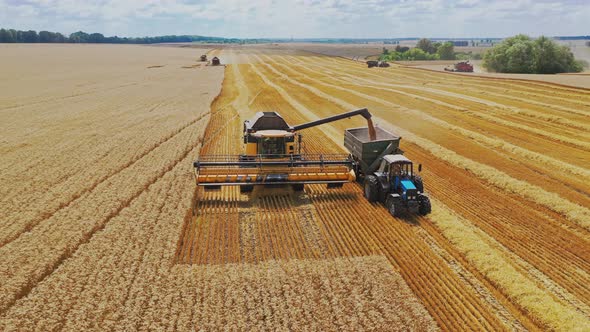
[
  {"left": 344, "top": 127, "right": 431, "bottom": 216},
  {"left": 194, "top": 108, "right": 375, "bottom": 193}
]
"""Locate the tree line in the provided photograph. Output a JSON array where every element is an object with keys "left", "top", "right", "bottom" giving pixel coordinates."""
[
  {"left": 0, "top": 28, "right": 234, "bottom": 44},
  {"left": 378, "top": 35, "right": 586, "bottom": 74},
  {"left": 380, "top": 39, "right": 457, "bottom": 61}
]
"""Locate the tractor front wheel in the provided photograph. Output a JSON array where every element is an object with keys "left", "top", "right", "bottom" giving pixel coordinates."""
[
  {"left": 386, "top": 196, "right": 403, "bottom": 217},
  {"left": 364, "top": 175, "right": 380, "bottom": 202},
  {"left": 413, "top": 175, "right": 424, "bottom": 193},
  {"left": 418, "top": 195, "right": 431, "bottom": 215}
]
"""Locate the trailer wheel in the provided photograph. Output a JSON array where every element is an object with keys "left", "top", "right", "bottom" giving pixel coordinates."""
[
  {"left": 418, "top": 195, "right": 431, "bottom": 215},
  {"left": 240, "top": 185, "right": 254, "bottom": 193},
  {"left": 364, "top": 175, "right": 380, "bottom": 202},
  {"left": 292, "top": 184, "right": 304, "bottom": 192}
]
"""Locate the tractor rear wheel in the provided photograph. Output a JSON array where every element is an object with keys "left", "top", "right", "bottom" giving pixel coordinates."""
[
  {"left": 418, "top": 195, "right": 431, "bottom": 215},
  {"left": 364, "top": 175, "right": 380, "bottom": 202}
]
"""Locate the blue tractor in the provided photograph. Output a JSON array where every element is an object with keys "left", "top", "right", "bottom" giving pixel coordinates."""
[{"left": 344, "top": 125, "right": 431, "bottom": 217}]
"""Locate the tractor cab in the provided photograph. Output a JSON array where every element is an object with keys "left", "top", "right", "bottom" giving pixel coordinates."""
[{"left": 379, "top": 155, "right": 417, "bottom": 200}]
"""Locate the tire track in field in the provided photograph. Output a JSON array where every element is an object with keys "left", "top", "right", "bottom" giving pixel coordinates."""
[
  {"left": 0, "top": 82, "right": 140, "bottom": 113},
  {"left": 0, "top": 112, "right": 210, "bottom": 314},
  {"left": 0, "top": 111, "right": 211, "bottom": 248}
]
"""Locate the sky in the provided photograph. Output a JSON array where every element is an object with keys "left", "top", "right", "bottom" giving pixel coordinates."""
[{"left": 1, "top": 0, "right": 588, "bottom": 39}]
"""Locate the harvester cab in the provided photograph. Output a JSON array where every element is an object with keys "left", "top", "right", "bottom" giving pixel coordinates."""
[
  {"left": 194, "top": 108, "right": 376, "bottom": 193},
  {"left": 243, "top": 112, "right": 298, "bottom": 156}
]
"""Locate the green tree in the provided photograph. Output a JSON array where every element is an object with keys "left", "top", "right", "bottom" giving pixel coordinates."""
[
  {"left": 22, "top": 30, "right": 38, "bottom": 42},
  {"left": 69, "top": 31, "right": 89, "bottom": 43},
  {"left": 88, "top": 33, "right": 105, "bottom": 43},
  {"left": 0, "top": 29, "right": 12, "bottom": 42},
  {"left": 416, "top": 38, "right": 436, "bottom": 54},
  {"left": 483, "top": 34, "right": 584, "bottom": 73},
  {"left": 404, "top": 48, "right": 439, "bottom": 60},
  {"left": 437, "top": 42, "right": 455, "bottom": 60}
]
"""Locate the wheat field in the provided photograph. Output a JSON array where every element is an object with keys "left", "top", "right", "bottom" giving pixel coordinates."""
[{"left": 1, "top": 44, "right": 589, "bottom": 331}]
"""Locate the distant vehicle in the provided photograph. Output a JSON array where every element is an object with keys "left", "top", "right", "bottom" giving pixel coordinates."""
[
  {"left": 200, "top": 54, "right": 207, "bottom": 61},
  {"left": 211, "top": 57, "right": 221, "bottom": 66},
  {"left": 367, "top": 60, "right": 390, "bottom": 68},
  {"left": 444, "top": 61, "right": 474, "bottom": 72}
]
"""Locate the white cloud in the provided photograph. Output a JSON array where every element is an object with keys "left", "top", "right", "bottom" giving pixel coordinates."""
[{"left": 0, "top": 0, "right": 587, "bottom": 37}]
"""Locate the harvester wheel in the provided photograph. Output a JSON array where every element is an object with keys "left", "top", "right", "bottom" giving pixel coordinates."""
[
  {"left": 292, "top": 184, "right": 305, "bottom": 192},
  {"left": 418, "top": 195, "right": 431, "bottom": 215},
  {"left": 364, "top": 175, "right": 380, "bottom": 202},
  {"left": 240, "top": 185, "right": 254, "bottom": 193}
]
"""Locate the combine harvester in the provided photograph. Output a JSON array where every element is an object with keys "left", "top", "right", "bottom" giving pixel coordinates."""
[
  {"left": 444, "top": 61, "right": 474, "bottom": 72},
  {"left": 194, "top": 108, "right": 430, "bottom": 217}
]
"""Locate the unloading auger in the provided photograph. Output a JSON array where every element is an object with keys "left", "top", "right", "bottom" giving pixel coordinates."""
[{"left": 193, "top": 108, "right": 376, "bottom": 193}]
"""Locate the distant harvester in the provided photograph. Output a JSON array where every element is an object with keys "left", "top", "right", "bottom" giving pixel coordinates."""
[{"left": 211, "top": 57, "right": 221, "bottom": 66}]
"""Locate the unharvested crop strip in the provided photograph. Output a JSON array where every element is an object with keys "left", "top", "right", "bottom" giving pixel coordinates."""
[{"left": 427, "top": 200, "right": 590, "bottom": 331}]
